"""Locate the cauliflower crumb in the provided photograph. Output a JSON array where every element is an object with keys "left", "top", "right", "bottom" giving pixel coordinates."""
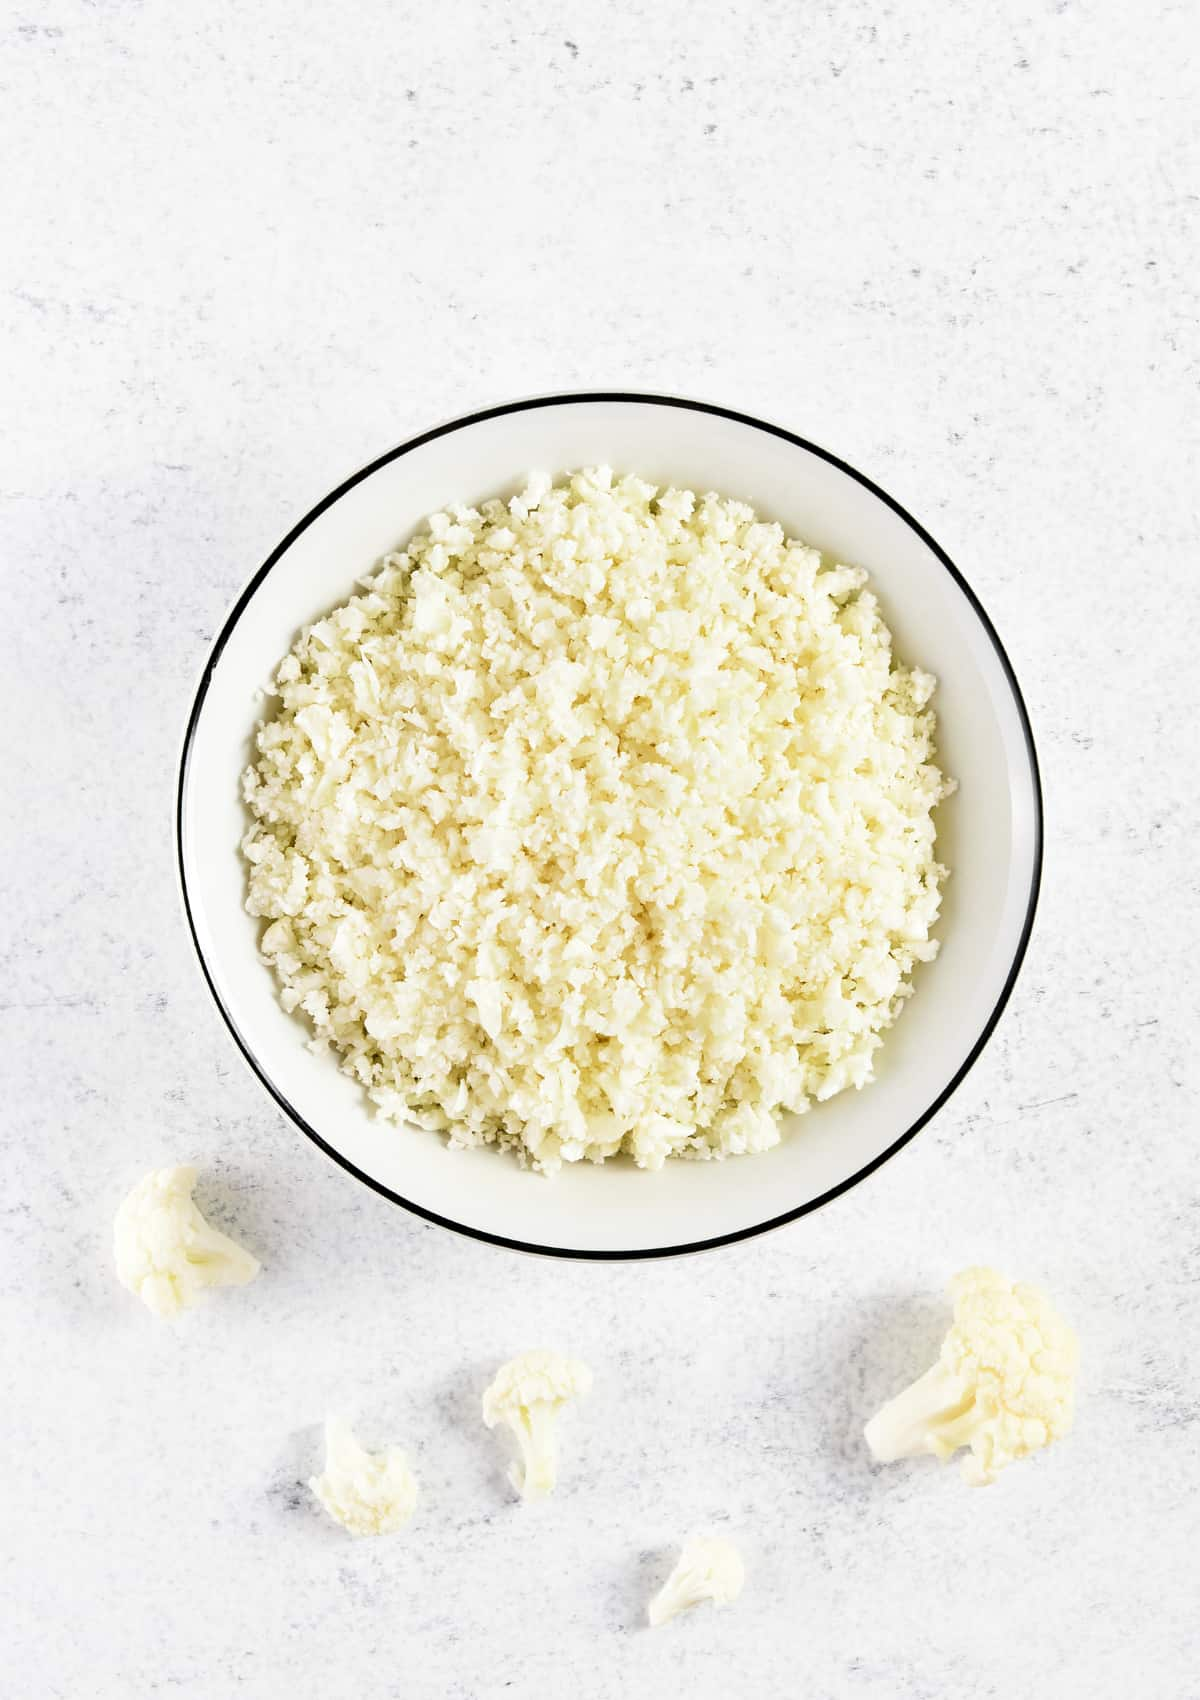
[
  {"left": 113, "top": 1165, "right": 260, "bottom": 1318},
  {"left": 243, "top": 469, "right": 952, "bottom": 1171}
]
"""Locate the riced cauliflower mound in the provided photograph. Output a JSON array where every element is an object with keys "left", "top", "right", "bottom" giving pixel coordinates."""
[{"left": 243, "top": 469, "right": 951, "bottom": 1172}]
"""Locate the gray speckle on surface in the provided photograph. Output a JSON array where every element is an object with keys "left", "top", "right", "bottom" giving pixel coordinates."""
[{"left": 2, "top": 0, "right": 1197, "bottom": 1695}]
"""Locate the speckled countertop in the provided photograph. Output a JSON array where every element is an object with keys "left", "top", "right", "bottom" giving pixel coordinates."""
[{"left": 3, "top": 2, "right": 1197, "bottom": 1695}]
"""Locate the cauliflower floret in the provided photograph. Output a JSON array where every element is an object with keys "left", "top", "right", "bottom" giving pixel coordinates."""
[
  {"left": 481, "top": 1349, "right": 593, "bottom": 1501},
  {"left": 113, "top": 1165, "right": 259, "bottom": 1318},
  {"left": 864, "top": 1266, "right": 1079, "bottom": 1485},
  {"left": 309, "top": 1415, "right": 418, "bottom": 1537},
  {"left": 648, "top": 1535, "right": 746, "bottom": 1627}
]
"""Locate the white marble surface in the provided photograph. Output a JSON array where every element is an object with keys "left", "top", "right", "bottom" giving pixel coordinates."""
[{"left": 3, "top": 2, "right": 1197, "bottom": 1695}]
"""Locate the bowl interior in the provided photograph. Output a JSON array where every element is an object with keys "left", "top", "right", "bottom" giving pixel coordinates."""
[{"left": 178, "top": 397, "right": 1039, "bottom": 1256}]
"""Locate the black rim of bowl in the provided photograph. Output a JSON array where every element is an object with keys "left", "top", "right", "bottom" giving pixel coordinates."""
[{"left": 176, "top": 391, "right": 1044, "bottom": 1260}]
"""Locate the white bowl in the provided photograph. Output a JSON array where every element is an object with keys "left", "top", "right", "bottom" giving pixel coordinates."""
[{"left": 177, "top": 394, "right": 1041, "bottom": 1259}]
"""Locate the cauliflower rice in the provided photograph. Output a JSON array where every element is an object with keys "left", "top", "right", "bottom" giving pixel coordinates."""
[{"left": 242, "top": 468, "right": 951, "bottom": 1171}]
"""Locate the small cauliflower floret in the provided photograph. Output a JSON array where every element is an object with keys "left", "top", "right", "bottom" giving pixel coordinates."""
[
  {"left": 113, "top": 1166, "right": 259, "bottom": 1318},
  {"left": 864, "top": 1267, "right": 1079, "bottom": 1486},
  {"left": 648, "top": 1535, "right": 746, "bottom": 1627},
  {"left": 481, "top": 1349, "right": 593, "bottom": 1501},
  {"left": 309, "top": 1415, "right": 418, "bottom": 1537}
]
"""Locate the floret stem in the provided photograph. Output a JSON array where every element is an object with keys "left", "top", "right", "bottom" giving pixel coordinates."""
[
  {"left": 512, "top": 1404, "right": 559, "bottom": 1500},
  {"left": 864, "top": 1362, "right": 974, "bottom": 1463},
  {"left": 648, "top": 1575, "right": 687, "bottom": 1628}
]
